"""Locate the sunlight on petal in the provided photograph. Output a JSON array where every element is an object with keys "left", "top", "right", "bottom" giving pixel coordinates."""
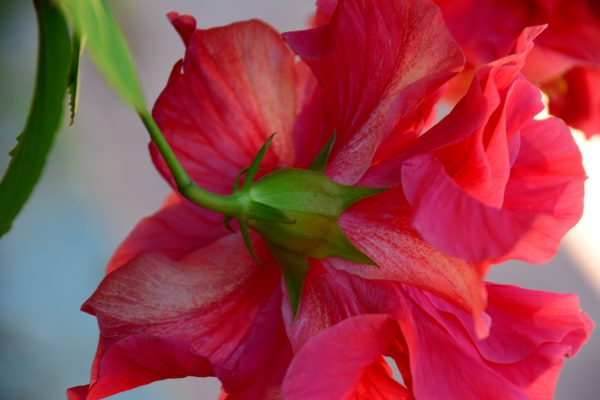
[
  {"left": 564, "top": 131, "right": 600, "bottom": 295},
  {"left": 536, "top": 93, "right": 600, "bottom": 295}
]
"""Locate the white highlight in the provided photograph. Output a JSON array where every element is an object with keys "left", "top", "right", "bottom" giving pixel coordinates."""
[{"left": 536, "top": 94, "right": 600, "bottom": 296}]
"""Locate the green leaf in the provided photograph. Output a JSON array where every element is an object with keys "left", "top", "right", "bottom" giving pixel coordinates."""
[
  {"left": 67, "top": 32, "right": 84, "bottom": 125},
  {"left": 0, "top": 0, "right": 72, "bottom": 237},
  {"left": 56, "top": 0, "right": 146, "bottom": 112}
]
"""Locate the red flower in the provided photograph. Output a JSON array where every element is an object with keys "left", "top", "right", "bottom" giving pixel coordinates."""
[
  {"left": 543, "top": 66, "right": 600, "bottom": 136},
  {"left": 433, "top": 0, "right": 600, "bottom": 136},
  {"left": 69, "top": 1, "right": 590, "bottom": 399}
]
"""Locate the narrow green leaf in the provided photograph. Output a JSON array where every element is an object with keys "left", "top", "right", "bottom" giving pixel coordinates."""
[
  {"left": 0, "top": 0, "right": 72, "bottom": 237},
  {"left": 67, "top": 32, "right": 85, "bottom": 125},
  {"left": 308, "top": 131, "right": 336, "bottom": 172},
  {"left": 56, "top": 0, "right": 146, "bottom": 112}
]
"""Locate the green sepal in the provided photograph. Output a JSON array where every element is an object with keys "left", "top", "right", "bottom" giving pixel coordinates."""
[
  {"left": 308, "top": 132, "right": 336, "bottom": 173},
  {"left": 242, "top": 133, "right": 275, "bottom": 191},
  {"left": 248, "top": 201, "right": 295, "bottom": 224},
  {"left": 327, "top": 224, "right": 378, "bottom": 266},
  {"left": 266, "top": 243, "right": 309, "bottom": 316},
  {"left": 232, "top": 167, "right": 249, "bottom": 192},
  {"left": 239, "top": 222, "right": 261, "bottom": 264},
  {"left": 67, "top": 32, "right": 85, "bottom": 125},
  {"left": 223, "top": 215, "right": 235, "bottom": 233}
]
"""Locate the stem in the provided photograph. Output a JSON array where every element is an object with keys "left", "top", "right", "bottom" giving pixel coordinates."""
[{"left": 139, "top": 110, "right": 242, "bottom": 216}]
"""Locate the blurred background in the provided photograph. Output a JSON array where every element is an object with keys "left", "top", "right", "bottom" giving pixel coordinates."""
[{"left": 0, "top": 1, "right": 598, "bottom": 399}]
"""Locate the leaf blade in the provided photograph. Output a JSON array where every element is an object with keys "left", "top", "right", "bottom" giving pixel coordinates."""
[
  {"left": 57, "top": 0, "right": 146, "bottom": 112},
  {"left": 0, "top": 0, "right": 72, "bottom": 237}
]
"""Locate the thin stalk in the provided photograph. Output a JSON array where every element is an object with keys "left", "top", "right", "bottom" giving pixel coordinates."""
[{"left": 139, "top": 110, "right": 242, "bottom": 216}]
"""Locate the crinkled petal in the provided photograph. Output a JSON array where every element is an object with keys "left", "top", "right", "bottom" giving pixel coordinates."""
[
  {"left": 106, "top": 193, "right": 226, "bottom": 273},
  {"left": 68, "top": 235, "right": 289, "bottom": 400},
  {"left": 402, "top": 284, "right": 593, "bottom": 399},
  {"left": 401, "top": 154, "right": 536, "bottom": 263},
  {"left": 283, "top": 315, "right": 408, "bottom": 400},
  {"left": 153, "top": 15, "right": 298, "bottom": 193},
  {"left": 334, "top": 188, "right": 489, "bottom": 336},
  {"left": 360, "top": 27, "right": 545, "bottom": 188},
  {"left": 501, "top": 118, "right": 585, "bottom": 262},
  {"left": 283, "top": 0, "right": 464, "bottom": 184},
  {"left": 399, "top": 27, "right": 583, "bottom": 264},
  {"left": 359, "top": 78, "right": 491, "bottom": 187}
]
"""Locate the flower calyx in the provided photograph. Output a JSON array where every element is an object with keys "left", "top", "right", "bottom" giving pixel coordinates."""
[{"left": 226, "top": 134, "right": 384, "bottom": 314}]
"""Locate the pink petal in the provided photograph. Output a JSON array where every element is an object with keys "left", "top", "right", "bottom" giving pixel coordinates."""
[
  {"left": 398, "top": 27, "right": 583, "bottom": 264},
  {"left": 402, "top": 284, "right": 592, "bottom": 399},
  {"left": 290, "top": 60, "right": 333, "bottom": 168},
  {"left": 334, "top": 188, "right": 489, "bottom": 336},
  {"left": 362, "top": 27, "right": 544, "bottom": 189},
  {"left": 436, "top": 0, "right": 600, "bottom": 68},
  {"left": 359, "top": 78, "right": 492, "bottom": 187},
  {"left": 533, "top": 0, "right": 600, "bottom": 66},
  {"left": 152, "top": 17, "right": 299, "bottom": 194},
  {"left": 284, "top": 271, "right": 591, "bottom": 399},
  {"left": 501, "top": 118, "right": 585, "bottom": 263},
  {"left": 283, "top": 261, "right": 368, "bottom": 352},
  {"left": 433, "top": 0, "right": 534, "bottom": 64},
  {"left": 401, "top": 153, "right": 536, "bottom": 263},
  {"left": 167, "top": 12, "right": 196, "bottom": 46},
  {"left": 282, "top": 315, "right": 408, "bottom": 400},
  {"left": 106, "top": 193, "right": 227, "bottom": 273},
  {"left": 69, "top": 235, "right": 289, "bottom": 400},
  {"left": 284, "top": 0, "right": 464, "bottom": 184}
]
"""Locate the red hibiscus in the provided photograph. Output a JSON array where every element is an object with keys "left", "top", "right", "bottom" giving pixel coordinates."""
[
  {"left": 433, "top": 0, "right": 600, "bottom": 136},
  {"left": 69, "top": 0, "right": 590, "bottom": 399}
]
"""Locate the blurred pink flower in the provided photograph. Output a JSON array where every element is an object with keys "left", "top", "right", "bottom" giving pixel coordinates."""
[{"left": 434, "top": 0, "right": 600, "bottom": 136}]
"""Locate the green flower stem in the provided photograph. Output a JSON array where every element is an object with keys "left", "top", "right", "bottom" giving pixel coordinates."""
[{"left": 139, "top": 110, "right": 243, "bottom": 216}]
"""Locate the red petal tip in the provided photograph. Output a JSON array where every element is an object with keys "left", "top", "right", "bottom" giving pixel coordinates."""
[{"left": 167, "top": 12, "right": 197, "bottom": 46}]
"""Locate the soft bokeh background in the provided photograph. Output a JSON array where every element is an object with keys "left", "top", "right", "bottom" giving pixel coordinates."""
[{"left": 0, "top": 1, "right": 598, "bottom": 399}]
